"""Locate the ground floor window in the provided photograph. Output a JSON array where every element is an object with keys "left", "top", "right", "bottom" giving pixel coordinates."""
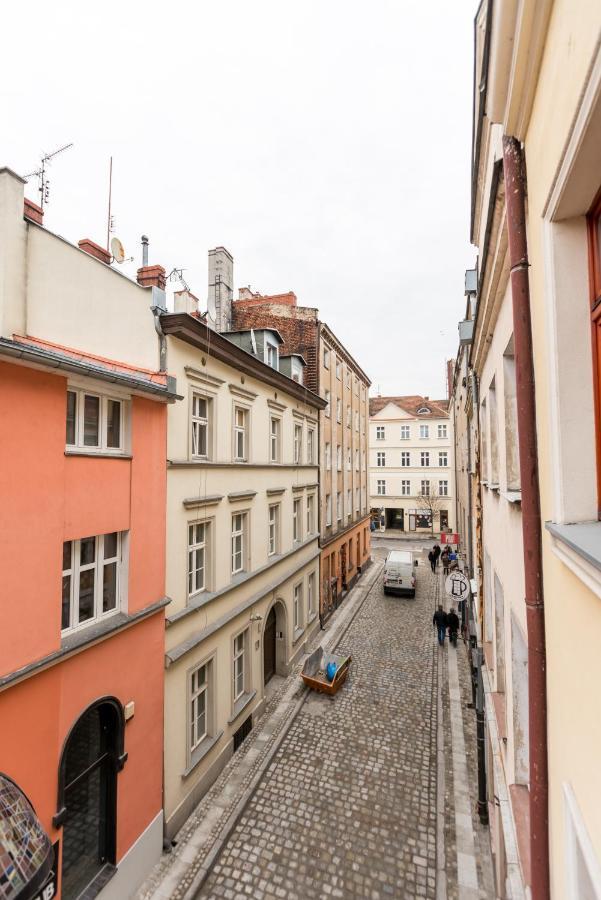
[{"left": 190, "top": 660, "right": 213, "bottom": 752}]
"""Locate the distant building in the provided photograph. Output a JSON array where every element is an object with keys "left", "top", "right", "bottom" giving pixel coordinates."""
[
  {"left": 232, "top": 287, "right": 372, "bottom": 624},
  {"left": 368, "top": 396, "right": 455, "bottom": 535}
]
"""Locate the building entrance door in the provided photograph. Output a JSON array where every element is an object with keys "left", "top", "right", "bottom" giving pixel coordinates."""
[
  {"left": 60, "top": 703, "right": 118, "bottom": 899},
  {"left": 263, "top": 606, "right": 276, "bottom": 685},
  {"left": 440, "top": 510, "right": 449, "bottom": 531}
]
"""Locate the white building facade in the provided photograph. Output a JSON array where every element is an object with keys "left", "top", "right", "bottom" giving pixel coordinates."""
[{"left": 369, "top": 396, "right": 455, "bottom": 535}]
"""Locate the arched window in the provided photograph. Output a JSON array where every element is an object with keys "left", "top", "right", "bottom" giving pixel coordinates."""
[
  {"left": 0, "top": 774, "right": 53, "bottom": 900},
  {"left": 54, "top": 698, "right": 127, "bottom": 899},
  {"left": 417, "top": 406, "right": 430, "bottom": 415}
]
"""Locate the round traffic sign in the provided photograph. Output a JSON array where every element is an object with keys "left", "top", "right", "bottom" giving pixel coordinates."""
[{"left": 445, "top": 571, "right": 470, "bottom": 602}]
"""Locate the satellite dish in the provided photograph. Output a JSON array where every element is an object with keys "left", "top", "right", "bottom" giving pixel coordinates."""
[{"left": 111, "top": 237, "right": 125, "bottom": 264}]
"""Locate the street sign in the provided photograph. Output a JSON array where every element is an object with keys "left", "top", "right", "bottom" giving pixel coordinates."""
[
  {"left": 445, "top": 571, "right": 470, "bottom": 602},
  {"left": 441, "top": 533, "right": 460, "bottom": 545}
]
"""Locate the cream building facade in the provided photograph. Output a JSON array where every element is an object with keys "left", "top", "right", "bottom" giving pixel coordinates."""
[
  {"left": 461, "top": 2, "right": 601, "bottom": 897},
  {"left": 368, "top": 396, "right": 455, "bottom": 535},
  {"left": 159, "top": 308, "right": 325, "bottom": 839}
]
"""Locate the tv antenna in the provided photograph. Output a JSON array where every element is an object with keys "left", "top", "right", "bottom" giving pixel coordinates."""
[
  {"left": 24, "top": 142, "right": 73, "bottom": 208},
  {"left": 168, "top": 267, "right": 191, "bottom": 292}
]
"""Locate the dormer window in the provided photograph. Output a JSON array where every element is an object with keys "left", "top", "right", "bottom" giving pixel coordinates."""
[
  {"left": 417, "top": 406, "right": 430, "bottom": 415},
  {"left": 265, "top": 341, "right": 278, "bottom": 370}
]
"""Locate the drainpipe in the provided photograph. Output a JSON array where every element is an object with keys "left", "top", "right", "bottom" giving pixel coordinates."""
[{"left": 502, "top": 135, "right": 549, "bottom": 900}]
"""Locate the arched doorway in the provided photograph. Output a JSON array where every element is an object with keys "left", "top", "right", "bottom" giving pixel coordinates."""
[
  {"left": 262, "top": 600, "right": 288, "bottom": 686},
  {"left": 54, "top": 699, "right": 126, "bottom": 899}
]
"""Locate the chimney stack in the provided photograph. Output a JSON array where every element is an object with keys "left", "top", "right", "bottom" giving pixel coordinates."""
[
  {"left": 24, "top": 197, "right": 43, "bottom": 226},
  {"left": 78, "top": 239, "right": 111, "bottom": 265},
  {"left": 136, "top": 235, "right": 166, "bottom": 290},
  {"left": 208, "top": 246, "right": 234, "bottom": 333}
]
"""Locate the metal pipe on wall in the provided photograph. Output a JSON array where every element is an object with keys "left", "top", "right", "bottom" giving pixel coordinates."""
[{"left": 502, "top": 135, "right": 549, "bottom": 900}]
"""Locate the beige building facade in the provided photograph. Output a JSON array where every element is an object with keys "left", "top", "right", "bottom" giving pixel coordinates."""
[
  {"left": 159, "top": 308, "right": 325, "bottom": 839},
  {"left": 368, "top": 396, "right": 455, "bottom": 535}
]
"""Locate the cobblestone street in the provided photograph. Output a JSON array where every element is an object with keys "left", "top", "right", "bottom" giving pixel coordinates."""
[{"left": 139, "top": 553, "right": 495, "bottom": 900}]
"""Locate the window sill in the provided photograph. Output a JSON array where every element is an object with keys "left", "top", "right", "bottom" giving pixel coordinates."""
[
  {"left": 228, "top": 690, "right": 257, "bottom": 725},
  {"left": 65, "top": 449, "right": 131, "bottom": 460},
  {"left": 546, "top": 520, "right": 601, "bottom": 599},
  {"left": 293, "top": 626, "right": 304, "bottom": 644},
  {"left": 489, "top": 483, "right": 500, "bottom": 492},
  {"left": 182, "top": 730, "right": 224, "bottom": 778},
  {"left": 502, "top": 490, "right": 522, "bottom": 504},
  {"left": 307, "top": 611, "right": 318, "bottom": 626}
]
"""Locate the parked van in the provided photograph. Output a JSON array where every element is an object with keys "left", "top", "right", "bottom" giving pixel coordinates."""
[{"left": 383, "top": 549, "right": 417, "bottom": 597}]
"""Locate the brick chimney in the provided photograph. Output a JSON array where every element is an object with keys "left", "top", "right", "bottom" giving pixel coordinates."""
[
  {"left": 24, "top": 198, "right": 43, "bottom": 226},
  {"left": 78, "top": 239, "right": 111, "bottom": 265},
  {"left": 137, "top": 265, "right": 166, "bottom": 290}
]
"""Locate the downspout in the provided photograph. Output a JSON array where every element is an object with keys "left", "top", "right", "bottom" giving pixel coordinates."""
[{"left": 502, "top": 135, "right": 549, "bottom": 900}]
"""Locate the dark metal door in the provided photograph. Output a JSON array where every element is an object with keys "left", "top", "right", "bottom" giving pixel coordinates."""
[{"left": 263, "top": 607, "right": 276, "bottom": 684}]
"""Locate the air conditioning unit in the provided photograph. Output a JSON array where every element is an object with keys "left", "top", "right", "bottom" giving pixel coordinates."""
[{"left": 459, "top": 319, "right": 474, "bottom": 345}]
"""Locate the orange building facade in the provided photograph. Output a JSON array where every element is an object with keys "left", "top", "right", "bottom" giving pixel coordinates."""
[{"left": 0, "top": 167, "right": 177, "bottom": 900}]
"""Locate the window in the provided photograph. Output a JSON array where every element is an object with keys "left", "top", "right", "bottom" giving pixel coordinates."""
[
  {"left": 323, "top": 347, "right": 330, "bottom": 369},
  {"left": 421, "top": 451, "right": 430, "bottom": 467},
  {"left": 293, "top": 583, "right": 303, "bottom": 631},
  {"left": 307, "top": 494, "right": 315, "bottom": 534},
  {"left": 325, "top": 442, "right": 331, "bottom": 470},
  {"left": 231, "top": 513, "right": 247, "bottom": 575},
  {"left": 61, "top": 532, "right": 123, "bottom": 633},
  {"left": 355, "top": 487, "right": 360, "bottom": 512},
  {"left": 337, "top": 492, "right": 342, "bottom": 521},
  {"left": 188, "top": 522, "right": 209, "bottom": 597},
  {"left": 489, "top": 378, "right": 499, "bottom": 485},
  {"left": 307, "top": 428, "right": 315, "bottom": 465},
  {"left": 421, "top": 480, "right": 430, "bottom": 496},
  {"left": 439, "top": 451, "right": 448, "bottom": 467},
  {"left": 324, "top": 390, "right": 331, "bottom": 417},
  {"left": 293, "top": 498, "right": 302, "bottom": 542},
  {"left": 377, "top": 479, "right": 386, "bottom": 495},
  {"left": 326, "top": 494, "right": 332, "bottom": 526},
  {"left": 294, "top": 423, "right": 303, "bottom": 464},
  {"left": 308, "top": 571, "right": 316, "bottom": 617},
  {"left": 438, "top": 423, "right": 448, "bottom": 439},
  {"left": 355, "top": 449, "right": 360, "bottom": 470},
  {"left": 337, "top": 445, "right": 342, "bottom": 471},
  {"left": 376, "top": 426, "right": 385, "bottom": 440},
  {"left": 377, "top": 451, "right": 386, "bottom": 467},
  {"left": 347, "top": 489, "right": 351, "bottom": 517},
  {"left": 439, "top": 480, "right": 449, "bottom": 496},
  {"left": 345, "top": 405, "right": 351, "bottom": 428},
  {"left": 234, "top": 407, "right": 247, "bottom": 461},
  {"left": 65, "top": 388, "right": 126, "bottom": 453},
  {"left": 190, "top": 662, "right": 210, "bottom": 750},
  {"left": 336, "top": 359, "right": 341, "bottom": 380},
  {"left": 233, "top": 631, "right": 247, "bottom": 701},
  {"left": 401, "top": 451, "right": 410, "bottom": 467},
  {"left": 401, "top": 479, "right": 411, "bottom": 496},
  {"left": 269, "top": 416, "right": 280, "bottom": 463},
  {"left": 503, "top": 338, "right": 520, "bottom": 491},
  {"left": 420, "top": 424, "right": 429, "bottom": 439},
  {"left": 417, "top": 406, "right": 430, "bottom": 415},
  {"left": 265, "top": 341, "right": 278, "bottom": 369},
  {"left": 346, "top": 369, "right": 351, "bottom": 388},
  {"left": 346, "top": 448, "right": 351, "bottom": 471},
  {"left": 268, "top": 504, "right": 279, "bottom": 556},
  {"left": 400, "top": 424, "right": 410, "bottom": 440},
  {"left": 336, "top": 399, "right": 342, "bottom": 423},
  {"left": 192, "top": 394, "right": 210, "bottom": 458}
]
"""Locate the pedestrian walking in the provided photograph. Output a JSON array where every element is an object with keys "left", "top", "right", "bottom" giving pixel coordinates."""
[
  {"left": 441, "top": 546, "right": 451, "bottom": 576},
  {"left": 433, "top": 544, "right": 441, "bottom": 567},
  {"left": 428, "top": 549, "right": 436, "bottom": 573},
  {"left": 433, "top": 606, "right": 448, "bottom": 646},
  {"left": 447, "top": 608, "right": 460, "bottom": 647}
]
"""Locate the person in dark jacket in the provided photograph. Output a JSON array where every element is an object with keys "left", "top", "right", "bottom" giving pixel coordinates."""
[
  {"left": 441, "top": 546, "right": 451, "bottom": 576},
  {"left": 428, "top": 550, "right": 436, "bottom": 573},
  {"left": 433, "top": 544, "right": 441, "bottom": 566},
  {"left": 446, "top": 608, "right": 460, "bottom": 639},
  {"left": 433, "top": 606, "right": 447, "bottom": 645}
]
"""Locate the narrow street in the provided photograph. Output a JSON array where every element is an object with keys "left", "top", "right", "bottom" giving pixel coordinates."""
[{"left": 141, "top": 549, "right": 495, "bottom": 900}]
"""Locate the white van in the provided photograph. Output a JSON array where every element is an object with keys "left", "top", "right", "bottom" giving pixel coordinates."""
[{"left": 383, "top": 549, "right": 417, "bottom": 598}]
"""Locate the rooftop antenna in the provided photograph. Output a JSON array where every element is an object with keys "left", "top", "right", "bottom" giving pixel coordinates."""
[
  {"left": 106, "top": 156, "right": 115, "bottom": 250},
  {"left": 24, "top": 142, "right": 74, "bottom": 208},
  {"left": 167, "top": 267, "right": 191, "bottom": 293}
]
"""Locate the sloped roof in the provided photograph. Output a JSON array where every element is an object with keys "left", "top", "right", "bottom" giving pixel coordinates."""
[{"left": 369, "top": 395, "right": 449, "bottom": 417}]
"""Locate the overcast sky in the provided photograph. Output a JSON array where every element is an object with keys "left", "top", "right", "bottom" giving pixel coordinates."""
[{"left": 4, "top": 0, "right": 476, "bottom": 399}]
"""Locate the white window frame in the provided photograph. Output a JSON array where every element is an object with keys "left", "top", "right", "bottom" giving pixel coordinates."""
[
  {"left": 61, "top": 532, "right": 124, "bottom": 634},
  {"left": 438, "top": 423, "right": 448, "bottom": 439},
  {"left": 377, "top": 479, "right": 386, "bottom": 496},
  {"left": 294, "top": 423, "right": 303, "bottom": 464},
  {"left": 420, "top": 424, "right": 429, "bottom": 439},
  {"left": 346, "top": 405, "right": 351, "bottom": 428},
  {"left": 336, "top": 398, "right": 342, "bottom": 423},
  {"left": 337, "top": 492, "right": 342, "bottom": 521},
  {"left": 401, "top": 452, "right": 410, "bottom": 467},
  {"left": 421, "top": 479, "right": 430, "bottom": 496},
  {"left": 307, "top": 427, "right": 315, "bottom": 465},
  {"left": 191, "top": 393, "right": 211, "bottom": 460},
  {"left": 307, "top": 571, "right": 316, "bottom": 618},
  {"left": 324, "top": 390, "right": 331, "bottom": 417},
  {"left": 188, "top": 520, "right": 210, "bottom": 598},
  {"left": 347, "top": 488, "right": 351, "bottom": 517},
  {"left": 355, "top": 487, "right": 360, "bottom": 513},
  {"left": 439, "top": 480, "right": 449, "bottom": 497},
  {"left": 306, "top": 493, "right": 315, "bottom": 535},
  {"left": 325, "top": 494, "right": 332, "bottom": 526},
  {"left": 421, "top": 451, "right": 430, "bottom": 467},
  {"left": 231, "top": 512, "right": 248, "bottom": 575},
  {"left": 233, "top": 406, "right": 248, "bottom": 462},
  {"left": 189, "top": 660, "right": 211, "bottom": 752},
  {"left": 268, "top": 504, "right": 280, "bottom": 556},
  {"left": 269, "top": 415, "right": 281, "bottom": 463},
  {"left": 377, "top": 451, "right": 386, "bottom": 467},
  {"left": 376, "top": 426, "right": 385, "bottom": 440},
  {"left": 325, "top": 442, "right": 331, "bottom": 470},
  {"left": 323, "top": 347, "right": 330, "bottom": 369},
  {"left": 400, "top": 424, "right": 410, "bottom": 440},
  {"left": 265, "top": 340, "right": 279, "bottom": 369},
  {"left": 337, "top": 445, "right": 342, "bottom": 471},
  {"left": 439, "top": 451, "right": 448, "bottom": 467},
  {"left": 293, "top": 497, "right": 302, "bottom": 543},
  {"left": 66, "top": 387, "right": 128, "bottom": 455},
  {"left": 336, "top": 359, "right": 341, "bottom": 381},
  {"left": 233, "top": 629, "right": 248, "bottom": 702},
  {"left": 293, "top": 581, "right": 304, "bottom": 631},
  {"left": 401, "top": 479, "right": 410, "bottom": 496}
]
